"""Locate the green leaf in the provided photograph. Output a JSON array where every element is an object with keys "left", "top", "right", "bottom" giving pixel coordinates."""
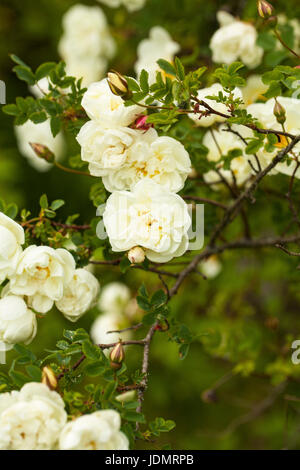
[
  {"left": 246, "top": 139, "right": 264, "bottom": 155},
  {"left": 103, "top": 381, "right": 117, "bottom": 400},
  {"left": 151, "top": 289, "right": 168, "bottom": 307},
  {"left": 175, "top": 57, "right": 185, "bottom": 81},
  {"left": 25, "top": 365, "right": 42, "bottom": 381},
  {"left": 30, "top": 111, "right": 47, "bottom": 124},
  {"left": 2, "top": 104, "right": 18, "bottom": 116},
  {"left": 50, "top": 116, "right": 62, "bottom": 137},
  {"left": 157, "top": 59, "right": 176, "bottom": 77},
  {"left": 85, "top": 361, "right": 105, "bottom": 377},
  {"left": 39, "top": 194, "right": 49, "bottom": 209},
  {"left": 82, "top": 340, "right": 101, "bottom": 360},
  {"left": 13, "top": 65, "right": 36, "bottom": 85},
  {"left": 5, "top": 203, "right": 18, "bottom": 220},
  {"left": 35, "top": 62, "right": 56, "bottom": 81},
  {"left": 140, "top": 69, "right": 149, "bottom": 93},
  {"left": 50, "top": 199, "right": 65, "bottom": 211}
]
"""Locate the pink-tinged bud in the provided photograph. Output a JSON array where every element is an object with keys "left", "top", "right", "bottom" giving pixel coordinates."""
[
  {"left": 295, "top": 65, "right": 300, "bottom": 69},
  {"left": 128, "top": 246, "right": 145, "bottom": 264},
  {"left": 257, "top": 0, "right": 274, "bottom": 19},
  {"left": 273, "top": 99, "right": 286, "bottom": 124},
  {"left": 107, "top": 71, "right": 132, "bottom": 99},
  {"left": 110, "top": 341, "right": 125, "bottom": 365},
  {"left": 42, "top": 366, "right": 58, "bottom": 390},
  {"left": 134, "top": 115, "right": 153, "bottom": 131},
  {"left": 29, "top": 143, "right": 55, "bottom": 163}
]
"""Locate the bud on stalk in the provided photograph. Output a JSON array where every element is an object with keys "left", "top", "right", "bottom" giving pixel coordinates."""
[
  {"left": 273, "top": 99, "right": 286, "bottom": 124},
  {"left": 128, "top": 246, "right": 145, "bottom": 264},
  {"left": 42, "top": 366, "right": 58, "bottom": 390},
  {"left": 107, "top": 71, "right": 132, "bottom": 99},
  {"left": 110, "top": 341, "right": 125, "bottom": 370},
  {"left": 257, "top": 0, "right": 274, "bottom": 19},
  {"left": 29, "top": 143, "right": 55, "bottom": 163}
]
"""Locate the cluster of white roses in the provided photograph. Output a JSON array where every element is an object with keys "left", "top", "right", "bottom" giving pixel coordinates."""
[
  {"left": 189, "top": 81, "right": 300, "bottom": 189},
  {"left": 77, "top": 78, "right": 192, "bottom": 262},
  {"left": 58, "top": 4, "right": 116, "bottom": 88},
  {"left": 98, "top": 0, "right": 147, "bottom": 12},
  {"left": 16, "top": 4, "right": 116, "bottom": 173},
  {"left": 0, "top": 382, "right": 128, "bottom": 450},
  {"left": 0, "top": 212, "right": 99, "bottom": 351}
]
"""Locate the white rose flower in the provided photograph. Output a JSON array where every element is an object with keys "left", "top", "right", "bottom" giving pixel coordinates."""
[
  {"left": 0, "top": 383, "right": 67, "bottom": 450},
  {"left": 56, "top": 269, "right": 100, "bottom": 322},
  {"left": 241, "top": 75, "right": 268, "bottom": 107},
  {"left": 59, "top": 410, "right": 129, "bottom": 450},
  {"left": 103, "top": 180, "right": 191, "bottom": 263},
  {"left": 245, "top": 97, "right": 300, "bottom": 177},
  {"left": 81, "top": 79, "right": 141, "bottom": 127},
  {"left": 0, "top": 296, "right": 37, "bottom": 351},
  {"left": 0, "top": 212, "right": 24, "bottom": 283},
  {"left": 210, "top": 12, "right": 263, "bottom": 69},
  {"left": 59, "top": 5, "right": 115, "bottom": 61},
  {"left": 15, "top": 119, "right": 65, "bottom": 172},
  {"left": 99, "top": 282, "right": 131, "bottom": 314},
  {"left": 9, "top": 246, "right": 76, "bottom": 314},
  {"left": 76, "top": 121, "right": 144, "bottom": 178},
  {"left": 200, "top": 256, "right": 222, "bottom": 279},
  {"left": 189, "top": 84, "right": 243, "bottom": 127},
  {"left": 135, "top": 26, "right": 180, "bottom": 84},
  {"left": 98, "top": 0, "right": 146, "bottom": 12}
]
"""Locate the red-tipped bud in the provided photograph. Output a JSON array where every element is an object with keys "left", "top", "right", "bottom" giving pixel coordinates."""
[
  {"left": 110, "top": 341, "right": 125, "bottom": 365},
  {"left": 128, "top": 246, "right": 145, "bottom": 264},
  {"left": 257, "top": 0, "right": 274, "bottom": 19},
  {"left": 273, "top": 99, "right": 286, "bottom": 124},
  {"left": 29, "top": 143, "right": 55, "bottom": 163}
]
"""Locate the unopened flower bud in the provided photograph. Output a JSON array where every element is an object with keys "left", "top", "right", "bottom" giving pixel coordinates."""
[
  {"left": 107, "top": 71, "right": 131, "bottom": 99},
  {"left": 29, "top": 143, "right": 55, "bottom": 163},
  {"left": 134, "top": 115, "right": 153, "bottom": 131},
  {"left": 42, "top": 366, "right": 57, "bottom": 390},
  {"left": 201, "top": 389, "right": 218, "bottom": 404},
  {"left": 110, "top": 341, "right": 125, "bottom": 364},
  {"left": 257, "top": 0, "right": 274, "bottom": 19},
  {"left": 128, "top": 246, "right": 145, "bottom": 264},
  {"left": 273, "top": 99, "right": 286, "bottom": 124},
  {"left": 115, "top": 390, "right": 136, "bottom": 403}
]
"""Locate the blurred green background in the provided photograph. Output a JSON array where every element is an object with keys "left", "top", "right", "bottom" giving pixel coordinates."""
[{"left": 2, "top": 0, "right": 300, "bottom": 450}]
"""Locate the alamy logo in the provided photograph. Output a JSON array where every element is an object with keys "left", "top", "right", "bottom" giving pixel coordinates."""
[
  {"left": 0, "top": 80, "right": 6, "bottom": 105},
  {"left": 291, "top": 340, "right": 300, "bottom": 365}
]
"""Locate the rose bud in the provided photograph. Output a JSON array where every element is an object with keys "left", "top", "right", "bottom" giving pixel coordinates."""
[
  {"left": 257, "top": 0, "right": 274, "bottom": 19},
  {"left": 42, "top": 366, "right": 58, "bottom": 390},
  {"left": 273, "top": 99, "right": 286, "bottom": 124},
  {"left": 128, "top": 246, "right": 145, "bottom": 264},
  {"left": 110, "top": 341, "right": 125, "bottom": 364},
  {"left": 107, "top": 71, "right": 131, "bottom": 99},
  {"left": 29, "top": 142, "right": 55, "bottom": 163}
]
